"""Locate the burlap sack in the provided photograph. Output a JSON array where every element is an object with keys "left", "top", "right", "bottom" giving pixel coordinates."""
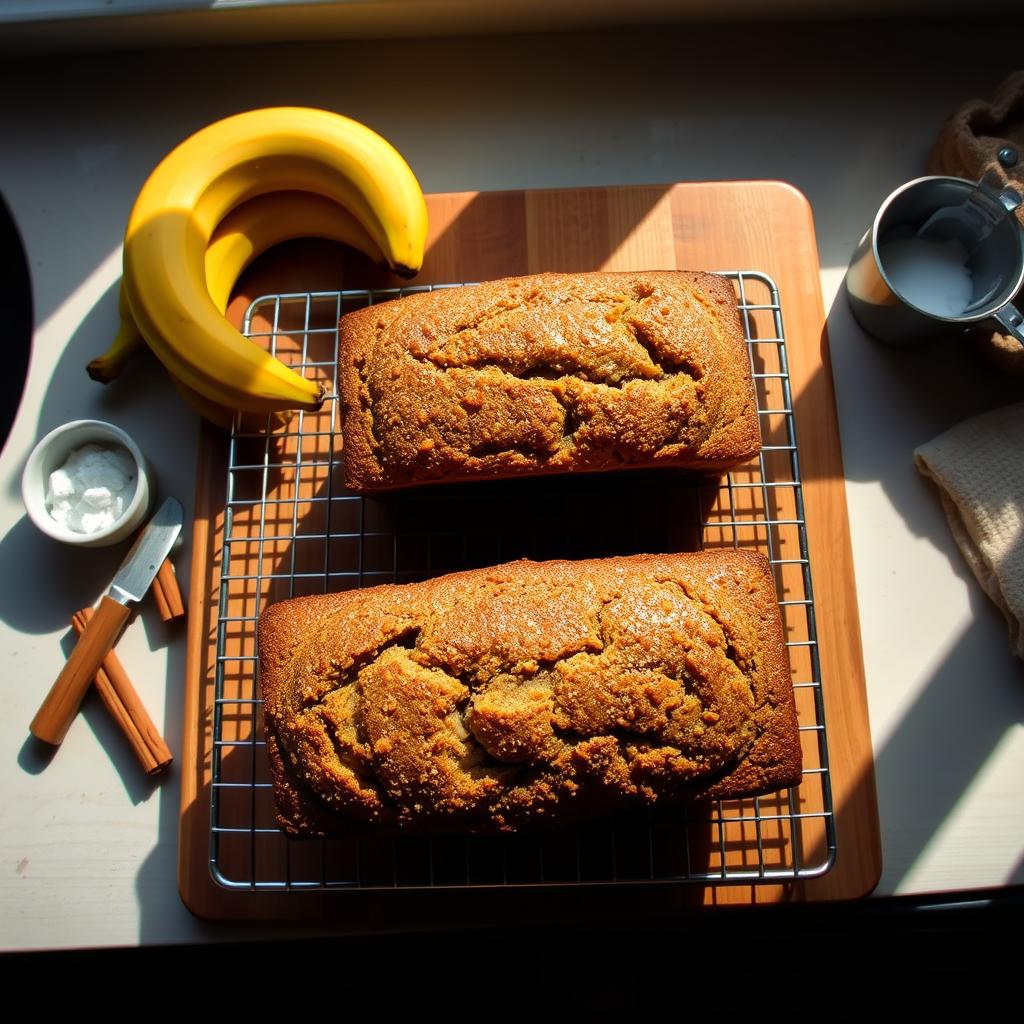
[{"left": 928, "top": 71, "right": 1024, "bottom": 375}]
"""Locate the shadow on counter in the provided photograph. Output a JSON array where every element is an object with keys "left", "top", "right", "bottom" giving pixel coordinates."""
[
  {"left": 801, "top": 286, "right": 1024, "bottom": 892},
  {"left": 0, "top": 265, "right": 196, "bottom": 634}
]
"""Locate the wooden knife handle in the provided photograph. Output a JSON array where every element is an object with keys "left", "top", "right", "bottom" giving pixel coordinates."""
[{"left": 31, "top": 595, "right": 131, "bottom": 746}]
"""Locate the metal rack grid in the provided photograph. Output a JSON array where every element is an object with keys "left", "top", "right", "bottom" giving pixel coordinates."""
[{"left": 208, "top": 271, "right": 836, "bottom": 890}]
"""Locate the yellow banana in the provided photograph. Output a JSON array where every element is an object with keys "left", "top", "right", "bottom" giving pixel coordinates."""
[
  {"left": 87, "top": 190, "right": 386, "bottom": 388},
  {"left": 122, "top": 107, "right": 428, "bottom": 413},
  {"left": 87, "top": 286, "right": 141, "bottom": 383},
  {"left": 196, "top": 191, "right": 384, "bottom": 430},
  {"left": 204, "top": 189, "right": 386, "bottom": 312}
]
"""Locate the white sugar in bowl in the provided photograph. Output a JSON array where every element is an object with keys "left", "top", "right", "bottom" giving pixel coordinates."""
[{"left": 21, "top": 419, "right": 152, "bottom": 547}]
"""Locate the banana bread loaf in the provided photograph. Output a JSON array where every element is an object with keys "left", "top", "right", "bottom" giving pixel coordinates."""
[
  {"left": 338, "top": 271, "right": 760, "bottom": 492},
  {"left": 258, "top": 550, "right": 801, "bottom": 836}
]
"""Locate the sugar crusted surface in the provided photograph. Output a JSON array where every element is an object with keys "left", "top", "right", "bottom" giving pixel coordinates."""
[
  {"left": 338, "top": 271, "right": 761, "bottom": 492},
  {"left": 258, "top": 551, "right": 802, "bottom": 836}
]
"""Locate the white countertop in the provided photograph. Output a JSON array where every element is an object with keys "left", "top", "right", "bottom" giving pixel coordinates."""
[{"left": 1, "top": 18, "right": 1022, "bottom": 950}]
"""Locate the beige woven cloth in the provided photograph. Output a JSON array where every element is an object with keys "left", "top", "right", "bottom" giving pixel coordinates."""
[{"left": 915, "top": 403, "right": 1024, "bottom": 660}]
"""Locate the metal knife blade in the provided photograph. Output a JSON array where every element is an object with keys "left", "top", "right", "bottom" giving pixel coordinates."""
[
  {"left": 30, "top": 496, "right": 185, "bottom": 746},
  {"left": 108, "top": 496, "right": 184, "bottom": 605}
]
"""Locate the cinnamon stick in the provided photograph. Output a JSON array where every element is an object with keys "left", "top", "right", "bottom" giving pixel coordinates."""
[
  {"left": 151, "top": 558, "right": 185, "bottom": 622},
  {"left": 72, "top": 608, "right": 173, "bottom": 775}
]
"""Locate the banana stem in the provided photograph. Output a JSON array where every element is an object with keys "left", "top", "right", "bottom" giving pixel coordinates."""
[{"left": 86, "top": 318, "right": 145, "bottom": 383}]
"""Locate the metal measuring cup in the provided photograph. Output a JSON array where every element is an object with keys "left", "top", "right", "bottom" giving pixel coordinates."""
[{"left": 845, "top": 170, "right": 1024, "bottom": 347}]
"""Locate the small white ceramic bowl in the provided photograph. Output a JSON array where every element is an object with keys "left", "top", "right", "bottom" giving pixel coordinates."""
[{"left": 21, "top": 419, "right": 152, "bottom": 548}]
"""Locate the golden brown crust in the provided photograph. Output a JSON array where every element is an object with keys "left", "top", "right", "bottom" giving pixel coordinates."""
[
  {"left": 259, "top": 550, "right": 801, "bottom": 835},
  {"left": 338, "top": 272, "right": 760, "bottom": 492}
]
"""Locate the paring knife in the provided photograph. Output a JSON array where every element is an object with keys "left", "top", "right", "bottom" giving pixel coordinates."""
[{"left": 30, "top": 496, "right": 184, "bottom": 747}]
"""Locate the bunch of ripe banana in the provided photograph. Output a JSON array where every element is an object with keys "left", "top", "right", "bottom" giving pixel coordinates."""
[{"left": 88, "top": 107, "right": 429, "bottom": 428}]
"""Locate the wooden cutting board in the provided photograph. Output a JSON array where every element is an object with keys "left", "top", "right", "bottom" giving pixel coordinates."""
[{"left": 179, "top": 181, "right": 880, "bottom": 924}]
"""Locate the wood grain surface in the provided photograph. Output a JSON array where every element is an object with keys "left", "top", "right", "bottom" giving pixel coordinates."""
[{"left": 178, "top": 182, "right": 880, "bottom": 924}]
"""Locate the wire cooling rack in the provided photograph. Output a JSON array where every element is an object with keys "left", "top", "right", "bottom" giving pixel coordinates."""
[{"left": 208, "top": 271, "right": 836, "bottom": 890}]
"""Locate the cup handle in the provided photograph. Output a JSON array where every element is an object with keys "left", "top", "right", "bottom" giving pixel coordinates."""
[{"left": 992, "top": 304, "right": 1024, "bottom": 346}]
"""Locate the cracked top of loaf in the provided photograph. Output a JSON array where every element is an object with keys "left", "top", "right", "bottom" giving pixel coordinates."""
[
  {"left": 338, "top": 271, "right": 760, "bottom": 491},
  {"left": 258, "top": 551, "right": 801, "bottom": 835}
]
